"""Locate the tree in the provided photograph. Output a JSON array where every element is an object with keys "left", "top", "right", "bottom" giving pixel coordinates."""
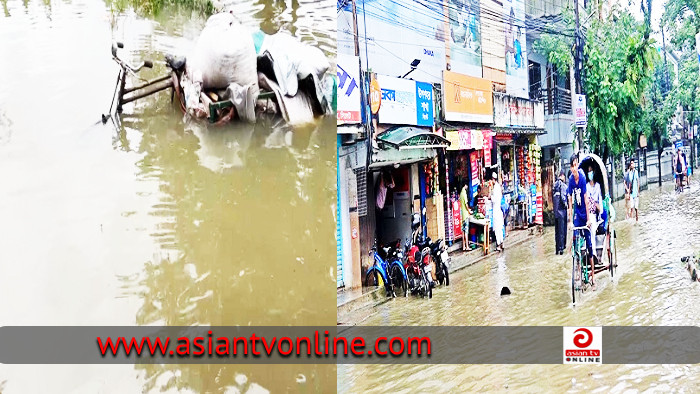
[
  {"left": 534, "top": 2, "right": 658, "bottom": 162},
  {"left": 642, "top": 64, "right": 678, "bottom": 185},
  {"left": 662, "top": 0, "right": 700, "bottom": 49}
]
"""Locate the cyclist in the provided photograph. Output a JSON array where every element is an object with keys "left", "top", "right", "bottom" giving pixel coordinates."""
[{"left": 568, "top": 154, "right": 596, "bottom": 290}]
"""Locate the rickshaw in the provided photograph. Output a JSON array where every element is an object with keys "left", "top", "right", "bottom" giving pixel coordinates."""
[{"left": 571, "top": 153, "right": 618, "bottom": 304}]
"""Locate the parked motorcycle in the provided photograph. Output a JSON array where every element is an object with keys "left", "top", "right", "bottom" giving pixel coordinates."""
[
  {"left": 403, "top": 213, "right": 433, "bottom": 298},
  {"left": 429, "top": 238, "right": 451, "bottom": 286}
]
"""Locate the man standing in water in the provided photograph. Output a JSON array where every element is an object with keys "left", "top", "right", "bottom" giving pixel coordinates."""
[
  {"left": 553, "top": 169, "right": 568, "bottom": 255},
  {"left": 568, "top": 154, "right": 595, "bottom": 290},
  {"left": 460, "top": 182, "right": 472, "bottom": 251},
  {"left": 627, "top": 159, "right": 639, "bottom": 222}
]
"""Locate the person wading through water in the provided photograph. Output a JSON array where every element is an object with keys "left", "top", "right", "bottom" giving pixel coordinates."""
[{"left": 553, "top": 169, "right": 568, "bottom": 255}]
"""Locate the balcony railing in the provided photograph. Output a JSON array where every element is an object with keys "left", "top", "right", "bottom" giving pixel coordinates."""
[{"left": 542, "top": 86, "right": 572, "bottom": 115}]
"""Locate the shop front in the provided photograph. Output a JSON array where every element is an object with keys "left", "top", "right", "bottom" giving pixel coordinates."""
[
  {"left": 362, "top": 73, "right": 448, "bottom": 278},
  {"left": 370, "top": 127, "right": 450, "bottom": 250},
  {"left": 439, "top": 70, "right": 495, "bottom": 249},
  {"left": 492, "top": 93, "right": 545, "bottom": 230},
  {"left": 336, "top": 54, "right": 364, "bottom": 289},
  {"left": 443, "top": 128, "right": 492, "bottom": 245}
]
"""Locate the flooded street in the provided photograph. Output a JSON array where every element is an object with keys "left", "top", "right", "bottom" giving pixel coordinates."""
[
  {"left": 0, "top": 0, "right": 335, "bottom": 392},
  {"left": 339, "top": 183, "right": 700, "bottom": 392}
]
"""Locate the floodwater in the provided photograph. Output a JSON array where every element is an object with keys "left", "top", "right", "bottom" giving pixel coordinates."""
[
  {"left": 0, "top": 0, "right": 335, "bottom": 393},
  {"left": 339, "top": 183, "right": 700, "bottom": 392}
]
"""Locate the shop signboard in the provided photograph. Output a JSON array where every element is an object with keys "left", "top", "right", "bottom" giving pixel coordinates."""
[
  {"left": 446, "top": 129, "right": 485, "bottom": 151},
  {"left": 337, "top": 54, "right": 362, "bottom": 125},
  {"left": 494, "top": 95, "right": 544, "bottom": 129},
  {"left": 530, "top": 184, "right": 537, "bottom": 219},
  {"left": 504, "top": 0, "right": 528, "bottom": 98},
  {"left": 453, "top": 200, "right": 462, "bottom": 238},
  {"left": 442, "top": 70, "right": 493, "bottom": 123},
  {"left": 575, "top": 94, "right": 587, "bottom": 127},
  {"left": 376, "top": 75, "right": 434, "bottom": 126},
  {"left": 470, "top": 151, "right": 480, "bottom": 202},
  {"left": 337, "top": 0, "right": 446, "bottom": 84},
  {"left": 535, "top": 193, "right": 543, "bottom": 224}
]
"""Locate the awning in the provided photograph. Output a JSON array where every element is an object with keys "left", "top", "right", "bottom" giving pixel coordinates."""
[
  {"left": 377, "top": 127, "right": 451, "bottom": 150},
  {"left": 369, "top": 147, "right": 437, "bottom": 168}
]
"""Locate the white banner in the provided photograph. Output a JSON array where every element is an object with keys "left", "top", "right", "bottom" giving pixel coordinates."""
[
  {"left": 575, "top": 94, "right": 587, "bottom": 127},
  {"left": 376, "top": 75, "right": 433, "bottom": 126},
  {"left": 337, "top": 54, "right": 362, "bottom": 125}
]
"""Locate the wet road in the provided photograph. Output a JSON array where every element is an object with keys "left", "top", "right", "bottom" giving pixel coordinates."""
[
  {"left": 0, "top": 0, "right": 335, "bottom": 392},
  {"left": 339, "top": 183, "right": 700, "bottom": 392}
]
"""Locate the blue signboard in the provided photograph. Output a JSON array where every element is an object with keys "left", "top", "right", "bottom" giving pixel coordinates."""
[
  {"left": 675, "top": 140, "right": 684, "bottom": 150},
  {"left": 415, "top": 81, "right": 434, "bottom": 127}
]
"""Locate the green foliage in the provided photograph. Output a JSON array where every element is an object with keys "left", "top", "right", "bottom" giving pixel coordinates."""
[
  {"left": 661, "top": 0, "right": 700, "bottom": 48},
  {"left": 534, "top": 4, "right": 658, "bottom": 159},
  {"left": 106, "top": 0, "right": 214, "bottom": 17},
  {"left": 533, "top": 8, "right": 575, "bottom": 72},
  {"left": 642, "top": 64, "right": 677, "bottom": 151}
]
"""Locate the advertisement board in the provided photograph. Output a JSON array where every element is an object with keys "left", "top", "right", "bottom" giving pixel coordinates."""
[
  {"left": 447, "top": 0, "right": 482, "bottom": 77},
  {"left": 337, "top": 0, "right": 446, "bottom": 84},
  {"left": 337, "top": 54, "right": 361, "bottom": 125},
  {"left": 443, "top": 70, "right": 493, "bottom": 123},
  {"left": 494, "top": 95, "right": 545, "bottom": 129},
  {"left": 504, "top": 0, "right": 528, "bottom": 98},
  {"left": 376, "top": 75, "right": 434, "bottom": 126}
]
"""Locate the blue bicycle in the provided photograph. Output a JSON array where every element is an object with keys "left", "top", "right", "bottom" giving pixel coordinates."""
[{"left": 365, "top": 240, "right": 408, "bottom": 297}]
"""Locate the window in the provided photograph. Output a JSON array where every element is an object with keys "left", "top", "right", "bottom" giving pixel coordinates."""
[{"left": 529, "top": 61, "right": 542, "bottom": 100}]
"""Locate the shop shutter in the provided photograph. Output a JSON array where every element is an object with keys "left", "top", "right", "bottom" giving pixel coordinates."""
[
  {"left": 337, "top": 203, "right": 344, "bottom": 288},
  {"left": 354, "top": 167, "right": 367, "bottom": 217}
]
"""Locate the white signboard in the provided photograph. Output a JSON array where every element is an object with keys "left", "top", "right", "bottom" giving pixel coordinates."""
[
  {"left": 376, "top": 75, "right": 433, "bottom": 126},
  {"left": 337, "top": 54, "right": 362, "bottom": 125},
  {"left": 337, "top": 1, "right": 446, "bottom": 84},
  {"left": 575, "top": 94, "right": 587, "bottom": 127},
  {"left": 494, "top": 95, "right": 545, "bottom": 129}
]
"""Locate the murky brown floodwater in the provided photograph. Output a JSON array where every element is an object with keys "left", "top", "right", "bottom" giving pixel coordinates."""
[
  {"left": 339, "top": 183, "right": 700, "bottom": 392},
  {"left": 0, "top": 0, "right": 335, "bottom": 392}
]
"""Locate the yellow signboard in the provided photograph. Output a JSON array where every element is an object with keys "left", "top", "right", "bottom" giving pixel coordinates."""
[{"left": 442, "top": 70, "right": 493, "bottom": 123}]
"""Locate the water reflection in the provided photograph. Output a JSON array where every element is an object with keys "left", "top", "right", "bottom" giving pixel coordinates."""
[{"left": 0, "top": 0, "right": 335, "bottom": 392}]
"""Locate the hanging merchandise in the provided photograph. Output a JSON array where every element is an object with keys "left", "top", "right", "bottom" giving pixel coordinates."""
[{"left": 423, "top": 158, "right": 439, "bottom": 197}]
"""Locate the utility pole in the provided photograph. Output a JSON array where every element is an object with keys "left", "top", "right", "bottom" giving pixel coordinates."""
[{"left": 574, "top": 0, "right": 584, "bottom": 151}]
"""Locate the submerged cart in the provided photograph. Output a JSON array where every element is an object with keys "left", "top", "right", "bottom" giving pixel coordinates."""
[
  {"left": 571, "top": 153, "right": 618, "bottom": 303},
  {"left": 103, "top": 14, "right": 334, "bottom": 127}
]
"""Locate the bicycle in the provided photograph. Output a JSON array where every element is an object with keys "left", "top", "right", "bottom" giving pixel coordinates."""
[
  {"left": 676, "top": 171, "right": 685, "bottom": 193},
  {"left": 571, "top": 223, "right": 603, "bottom": 304}
]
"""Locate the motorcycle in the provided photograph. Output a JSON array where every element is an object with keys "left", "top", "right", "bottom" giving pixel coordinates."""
[
  {"left": 403, "top": 213, "right": 433, "bottom": 298},
  {"left": 429, "top": 238, "right": 451, "bottom": 286}
]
